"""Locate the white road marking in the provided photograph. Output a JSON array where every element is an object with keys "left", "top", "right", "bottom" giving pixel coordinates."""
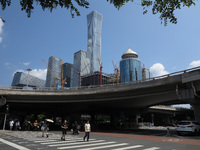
[
  {"left": 79, "top": 143, "right": 129, "bottom": 150},
  {"left": 0, "top": 138, "right": 30, "bottom": 150},
  {"left": 57, "top": 141, "right": 116, "bottom": 149},
  {"left": 112, "top": 145, "right": 144, "bottom": 150},
  {"left": 41, "top": 139, "right": 96, "bottom": 145},
  {"left": 49, "top": 140, "right": 105, "bottom": 147},
  {"left": 143, "top": 147, "right": 160, "bottom": 150},
  {"left": 34, "top": 140, "right": 57, "bottom": 143}
]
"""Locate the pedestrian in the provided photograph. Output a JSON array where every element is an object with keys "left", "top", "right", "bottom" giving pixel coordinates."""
[
  {"left": 33, "top": 120, "right": 38, "bottom": 131},
  {"left": 15, "top": 121, "right": 20, "bottom": 130},
  {"left": 83, "top": 120, "right": 91, "bottom": 141},
  {"left": 9, "top": 120, "right": 14, "bottom": 131},
  {"left": 41, "top": 121, "right": 49, "bottom": 138},
  {"left": 72, "top": 121, "right": 79, "bottom": 135},
  {"left": 61, "top": 120, "right": 68, "bottom": 140}
]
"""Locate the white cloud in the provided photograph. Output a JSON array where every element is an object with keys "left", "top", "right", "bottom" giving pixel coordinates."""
[
  {"left": 29, "top": 69, "right": 47, "bottom": 80},
  {"left": 5, "top": 62, "right": 10, "bottom": 66},
  {"left": 5, "top": 62, "right": 17, "bottom": 70},
  {"left": 5, "top": 62, "right": 12, "bottom": 69},
  {"left": 0, "top": 19, "right": 3, "bottom": 34},
  {"left": 0, "top": 37, "right": 2, "bottom": 43},
  {"left": 23, "top": 62, "right": 30, "bottom": 66},
  {"left": 13, "top": 68, "right": 47, "bottom": 80},
  {"left": 189, "top": 60, "right": 200, "bottom": 68},
  {"left": 150, "top": 63, "right": 169, "bottom": 77}
]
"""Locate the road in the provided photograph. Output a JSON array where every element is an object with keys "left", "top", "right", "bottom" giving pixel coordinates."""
[{"left": 0, "top": 130, "right": 200, "bottom": 150}]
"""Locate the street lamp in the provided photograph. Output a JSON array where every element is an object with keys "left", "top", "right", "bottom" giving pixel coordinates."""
[
  {"left": 0, "top": 16, "right": 6, "bottom": 23},
  {"left": 26, "top": 68, "right": 32, "bottom": 88}
]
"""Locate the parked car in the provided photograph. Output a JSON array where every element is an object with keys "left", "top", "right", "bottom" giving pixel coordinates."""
[{"left": 177, "top": 121, "right": 200, "bottom": 135}]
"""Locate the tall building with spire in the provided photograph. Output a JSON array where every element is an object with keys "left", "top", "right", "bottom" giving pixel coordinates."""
[{"left": 87, "top": 11, "right": 103, "bottom": 73}]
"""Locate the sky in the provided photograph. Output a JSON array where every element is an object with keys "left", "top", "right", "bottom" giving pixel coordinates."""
[{"left": 0, "top": 0, "right": 200, "bottom": 89}]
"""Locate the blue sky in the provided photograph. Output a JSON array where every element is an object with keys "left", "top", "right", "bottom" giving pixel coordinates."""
[{"left": 0, "top": 0, "right": 200, "bottom": 87}]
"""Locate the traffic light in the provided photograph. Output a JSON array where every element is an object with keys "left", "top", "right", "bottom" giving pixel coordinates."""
[{"left": 6, "top": 104, "right": 9, "bottom": 113}]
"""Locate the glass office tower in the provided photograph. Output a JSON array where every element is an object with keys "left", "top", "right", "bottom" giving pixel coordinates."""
[
  {"left": 120, "top": 49, "right": 142, "bottom": 83},
  {"left": 71, "top": 50, "right": 90, "bottom": 87},
  {"left": 45, "top": 56, "right": 62, "bottom": 87},
  {"left": 62, "top": 62, "right": 73, "bottom": 87},
  {"left": 87, "top": 11, "right": 103, "bottom": 73}
]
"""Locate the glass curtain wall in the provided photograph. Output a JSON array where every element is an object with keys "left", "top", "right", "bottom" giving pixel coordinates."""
[
  {"left": 71, "top": 50, "right": 90, "bottom": 87},
  {"left": 87, "top": 11, "right": 103, "bottom": 73},
  {"left": 45, "top": 56, "right": 62, "bottom": 87}
]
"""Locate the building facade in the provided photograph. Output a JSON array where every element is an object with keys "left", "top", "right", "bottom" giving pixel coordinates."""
[
  {"left": 71, "top": 50, "right": 90, "bottom": 87},
  {"left": 144, "top": 68, "right": 151, "bottom": 80},
  {"left": 12, "top": 72, "right": 45, "bottom": 87},
  {"left": 62, "top": 62, "right": 73, "bottom": 87},
  {"left": 120, "top": 49, "right": 142, "bottom": 83},
  {"left": 45, "top": 56, "right": 62, "bottom": 87},
  {"left": 81, "top": 71, "right": 115, "bottom": 86},
  {"left": 87, "top": 11, "right": 103, "bottom": 73}
]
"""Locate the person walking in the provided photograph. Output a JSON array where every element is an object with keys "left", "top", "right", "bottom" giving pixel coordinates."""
[
  {"left": 9, "top": 120, "right": 14, "bottom": 131},
  {"left": 41, "top": 121, "right": 49, "bottom": 138},
  {"left": 83, "top": 120, "right": 91, "bottom": 141},
  {"left": 61, "top": 120, "right": 68, "bottom": 140},
  {"left": 33, "top": 120, "right": 38, "bottom": 131},
  {"left": 15, "top": 121, "right": 20, "bottom": 130},
  {"left": 72, "top": 121, "right": 79, "bottom": 135}
]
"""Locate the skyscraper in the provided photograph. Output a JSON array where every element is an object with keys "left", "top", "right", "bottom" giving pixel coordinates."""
[
  {"left": 62, "top": 62, "right": 73, "bottom": 87},
  {"left": 120, "top": 49, "right": 142, "bottom": 83},
  {"left": 45, "top": 56, "right": 62, "bottom": 87},
  {"left": 87, "top": 11, "right": 103, "bottom": 73},
  {"left": 71, "top": 50, "right": 90, "bottom": 87}
]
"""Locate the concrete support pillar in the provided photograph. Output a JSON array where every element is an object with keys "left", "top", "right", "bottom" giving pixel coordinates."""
[
  {"left": 110, "top": 113, "right": 120, "bottom": 129},
  {"left": 192, "top": 105, "right": 200, "bottom": 122},
  {"left": 135, "top": 114, "right": 140, "bottom": 126},
  {"left": 0, "top": 97, "right": 6, "bottom": 107}
]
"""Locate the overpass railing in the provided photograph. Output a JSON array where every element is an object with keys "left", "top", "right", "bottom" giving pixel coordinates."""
[{"left": 0, "top": 66, "right": 200, "bottom": 92}]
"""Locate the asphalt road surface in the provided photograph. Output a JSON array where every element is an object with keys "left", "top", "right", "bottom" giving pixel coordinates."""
[{"left": 0, "top": 130, "right": 200, "bottom": 150}]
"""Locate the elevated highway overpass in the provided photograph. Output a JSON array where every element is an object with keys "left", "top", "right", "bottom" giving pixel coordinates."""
[{"left": 0, "top": 66, "right": 200, "bottom": 121}]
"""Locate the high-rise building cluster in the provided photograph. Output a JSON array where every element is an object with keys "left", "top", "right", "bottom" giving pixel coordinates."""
[{"left": 11, "top": 11, "right": 151, "bottom": 88}]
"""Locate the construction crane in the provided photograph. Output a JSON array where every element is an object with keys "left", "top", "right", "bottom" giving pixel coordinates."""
[
  {"left": 77, "top": 63, "right": 90, "bottom": 87},
  {"left": 97, "top": 58, "right": 103, "bottom": 86},
  {"left": 112, "top": 60, "right": 120, "bottom": 84},
  {"left": 42, "top": 59, "right": 59, "bottom": 88}
]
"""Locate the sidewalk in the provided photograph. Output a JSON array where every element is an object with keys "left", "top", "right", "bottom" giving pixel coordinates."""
[{"left": 91, "top": 132, "right": 200, "bottom": 146}]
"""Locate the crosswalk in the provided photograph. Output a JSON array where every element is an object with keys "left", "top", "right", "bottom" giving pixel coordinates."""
[{"left": 2, "top": 131, "right": 163, "bottom": 150}]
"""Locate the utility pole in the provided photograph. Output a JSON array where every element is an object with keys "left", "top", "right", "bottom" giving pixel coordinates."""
[{"left": 3, "top": 104, "right": 9, "bottom": 130}]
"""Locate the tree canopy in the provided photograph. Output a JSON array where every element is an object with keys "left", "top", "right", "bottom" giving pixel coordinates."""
[{"left": 0, "top": 0, "right": 196, "bottom": 25}]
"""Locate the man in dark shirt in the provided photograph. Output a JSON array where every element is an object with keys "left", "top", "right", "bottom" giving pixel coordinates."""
[{"left": 61, "top": 120, "right": 68, "bottom": 140}]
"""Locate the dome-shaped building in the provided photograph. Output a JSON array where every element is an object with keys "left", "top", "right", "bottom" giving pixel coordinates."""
[{"left": 120, "top": 48, "right": 142, "bottom": 83}]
